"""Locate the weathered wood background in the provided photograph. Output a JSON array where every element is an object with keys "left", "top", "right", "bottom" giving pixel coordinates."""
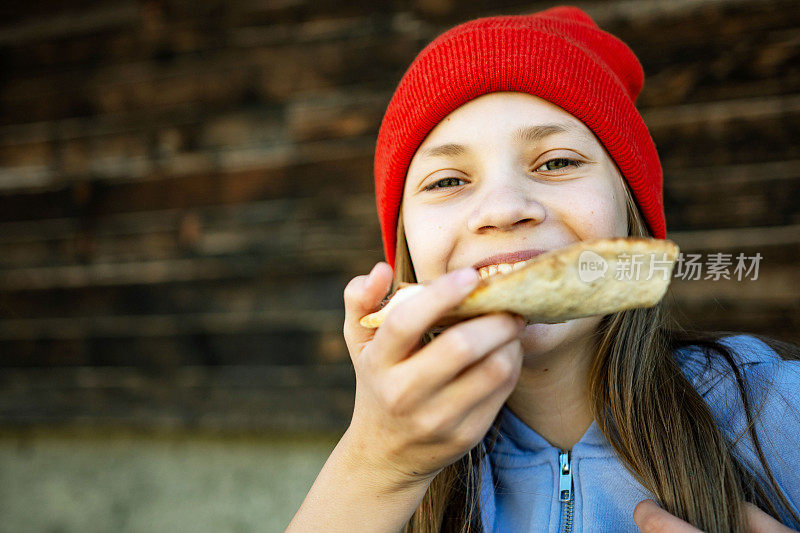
[{"left": 1, "top": 0, "right": 798, "bottom": 433}]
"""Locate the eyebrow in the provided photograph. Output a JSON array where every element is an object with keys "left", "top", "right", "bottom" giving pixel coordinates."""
[{"left": 419, "top": 122, "right": 585, "bottom": 160}]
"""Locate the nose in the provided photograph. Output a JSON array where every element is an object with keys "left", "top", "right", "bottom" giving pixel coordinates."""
[{"left": 466, "top": 180, "right": 546, "bottom": 233}]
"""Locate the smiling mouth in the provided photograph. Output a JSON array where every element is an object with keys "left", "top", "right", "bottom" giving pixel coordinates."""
[{"left": 476, "top": 259, "right": 534, "bottom": 280}]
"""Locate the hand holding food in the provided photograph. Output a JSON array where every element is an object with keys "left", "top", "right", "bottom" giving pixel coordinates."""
[{"left": 342, "top": 264, "right": 526, "bottom": 485}]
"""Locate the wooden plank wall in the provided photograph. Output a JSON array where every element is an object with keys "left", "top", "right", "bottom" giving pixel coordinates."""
[{"left": 0, "top": 0, "right": 798, "bottom": 433}]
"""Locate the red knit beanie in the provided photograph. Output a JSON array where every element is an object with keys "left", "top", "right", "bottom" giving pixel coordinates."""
[{"left": 374, "top": 5, "right": 665, "bottom": 270}]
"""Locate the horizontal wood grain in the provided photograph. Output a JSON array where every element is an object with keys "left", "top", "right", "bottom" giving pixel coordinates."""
[
  {"left": 1, "top": 0, "right": 798, "bottom": 431},
  {"left": 0, "top": 364, "right": 356, "bottom": 432},
  {"left": 2, "top": 0, "right": 798, "bottom": 126}
]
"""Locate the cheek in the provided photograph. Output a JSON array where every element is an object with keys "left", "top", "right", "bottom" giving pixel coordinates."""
[
  {"left": 401, "top": 208, "right": 452, "bottom": 276},
  {"left": 557, "top": 183, "right": 627, "bottom": 239}
]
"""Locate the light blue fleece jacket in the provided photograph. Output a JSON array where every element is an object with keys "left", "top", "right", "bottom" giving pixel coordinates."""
[{"left": 478, "top": 334, "right": 800, "bottom": 532}]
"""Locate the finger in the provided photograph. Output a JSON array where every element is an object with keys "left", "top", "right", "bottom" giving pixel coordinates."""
[
  {"left": 394, "top": 313, "right": 525, "bottom": 406},
  {"left": 444, "top": 337, "right": 523, "bottom": 421},
  {"left": 371, "top": 268, "right": 481, "bottom": 367},
  {"left": 743, "top": 502, "right": 796, "bottom": 533},
  {"left": 343, "top": 262, "right": 394, "bottom": 360},
  {"left": 450, "top": 339, "right": 523, "bottom": 444},
  {"left": 633, "top": 499, "right": 702, "bottom": 533}
]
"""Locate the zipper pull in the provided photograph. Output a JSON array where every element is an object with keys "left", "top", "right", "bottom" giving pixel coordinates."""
[{"left": 558, "top": 451, "right": 573, "bottom": 502}]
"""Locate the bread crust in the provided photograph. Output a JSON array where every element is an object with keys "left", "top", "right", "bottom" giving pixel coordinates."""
[{"left": 360, "top": 238, "right": 679, "bottom": 329}]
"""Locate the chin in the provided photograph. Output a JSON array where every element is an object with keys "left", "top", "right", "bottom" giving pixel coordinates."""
[{"left": 519, "top": 316, "right": 603, "bottom": 361}]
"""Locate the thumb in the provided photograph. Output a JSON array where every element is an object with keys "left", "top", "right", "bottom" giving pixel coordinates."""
[
  {"left": 633, "top": 499, "right": 701, "bottom": 532},
  {"left": 743, "top": 502, "right": 796, "bottom": 533},
  {"left": 342, "top": 261, "right": 394, "bottom": 360}
]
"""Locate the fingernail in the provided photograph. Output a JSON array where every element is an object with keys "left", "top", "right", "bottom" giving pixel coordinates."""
[{"left": 453, "top": 268, "right": 479, "bottom": 286}]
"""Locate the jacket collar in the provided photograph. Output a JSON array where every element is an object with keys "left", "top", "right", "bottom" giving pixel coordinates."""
[{"left": 491, "top": 404, "right": 613, "bottom": 458}]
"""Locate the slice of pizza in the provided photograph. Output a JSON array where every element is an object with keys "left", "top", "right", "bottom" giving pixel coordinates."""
[{"left": 360, "top": 238, "right": 680, "bottom": 329}]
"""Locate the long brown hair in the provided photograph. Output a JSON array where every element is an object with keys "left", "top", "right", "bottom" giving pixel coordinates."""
[{"left": 394, "top": 182, "right": 800, "bottom": 533}]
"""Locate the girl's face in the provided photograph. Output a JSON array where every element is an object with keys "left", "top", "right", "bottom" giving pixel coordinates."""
[{"left": 401, "top": 91, "right": 628, "bottom": 362}]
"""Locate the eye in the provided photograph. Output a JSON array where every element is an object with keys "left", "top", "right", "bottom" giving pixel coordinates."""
[
  {"left": 423, "top": 177, "right": 467, "bottom": 191},
  {"left": 534, "top": 158, "right": 583, "bottom": 172}
]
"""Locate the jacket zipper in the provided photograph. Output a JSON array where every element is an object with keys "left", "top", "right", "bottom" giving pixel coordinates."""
[{"left": 559, "top": 451, "right": 574, "bottom": 533}]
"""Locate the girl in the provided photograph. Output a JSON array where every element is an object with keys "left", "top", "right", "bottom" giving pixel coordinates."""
[{"left": 287, "top": 6, "right": 800, "bottom": 533}]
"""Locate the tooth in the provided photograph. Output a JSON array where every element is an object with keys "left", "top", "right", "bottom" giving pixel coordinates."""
[
  {"left": 512, "top": 260, "right": 527, "bottom": 271},
  {"left": 497, "top": 264, "right": 513, "bottom": 274},
  {"left": 488, "top": 265, "right": 498, "bottom": 276}
]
